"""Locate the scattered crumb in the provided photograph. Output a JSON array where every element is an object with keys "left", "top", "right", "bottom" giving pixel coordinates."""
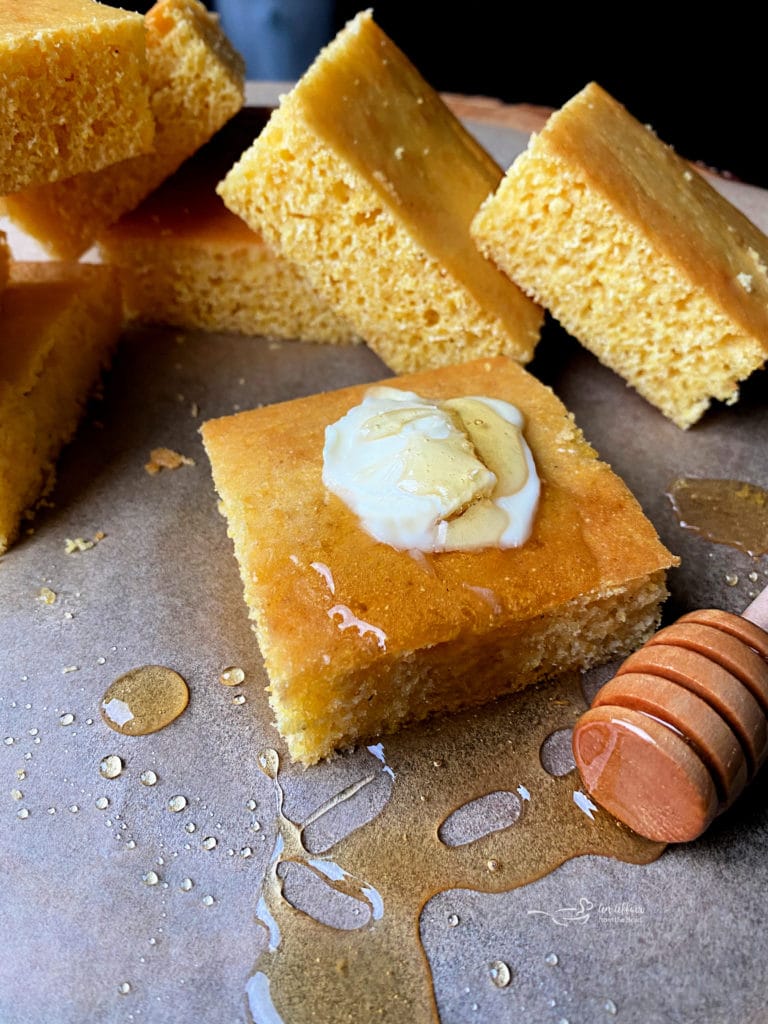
[
  {"left": 37, "top": 587, "right": 57, "bottom": 605},
  {"left": 65, "top": 532, "right": 105, "bottom": 554},
  {"left": 62, "top": 665, "right": 79, "bottom": 675},
  {"left": 737, "top": 272, "right": 754, "bottom": 293},
  {"left": 145, "top": 447, "right": 196, "bottom": 475},
  {"left": 190, "top": 402, "right": 199, "bottom": 418},
  {"left": 394, "top": 145, "right": 404, "bottom": 160}
]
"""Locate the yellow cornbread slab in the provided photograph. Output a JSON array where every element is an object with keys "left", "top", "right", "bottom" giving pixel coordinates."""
[
  {"left": 0, "top": 0, "right": 154, "bottom": 196},
  {"left": 3, "top": 0, "right": 245, "bottom": 260},
  {"left": 99, "top": 111, "right": 357, "bottom": 344},
  {"left": 0, "top": 261, "right": 122, "bottom": 553},
  {"left": 201, "top": 356, "right": 677, "bottom": 764},
  {"left": 471, "top": 81, "right": 768, "bottom": 429},
  {"left": 217, "top": 10, "right": 543, "bottom": 374}
]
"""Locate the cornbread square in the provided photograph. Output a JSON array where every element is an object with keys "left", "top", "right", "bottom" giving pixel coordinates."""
[
  {"left": 0, "top": 0, "right": 154, "bottom": 196},
  {"left": 0, "top": 261, "right": 121, "bottom": 553},
  {"left": 99, "top": 111, "right": 357, "bottom": 344},
  {"left": 217, "top": 10, "right": 543, "bottom": 374},
  {"left": 3, "top": 0, "right": 245, "bottom": 260},
  {"left": 471, "top": 81, "right": 768, "bottom": 429},
  {"left": 201, "top": 356, "right": 677, "bottom": 764}
]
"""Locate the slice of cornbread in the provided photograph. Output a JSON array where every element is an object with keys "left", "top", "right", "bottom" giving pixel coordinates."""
[
  {"left": 201, "top": 356, "right": 677, "bottom": 764},
  {"left": 99, "top": 110, "right": 357, "bottom": 344},
  {"left": 217, "top": 10, "right": 543, "bottom": 374},
  {"left": 3, "top": 0, "right": 245, "bottom": 260},
  {"left": 471, "top": 81, "right": 768, "bottom": 429},
  {"left": 0, "top": 0, "right": 154, "bottom": 196},
  {"left": 0, "top": 261, "right": 121, "bottom": 553}
]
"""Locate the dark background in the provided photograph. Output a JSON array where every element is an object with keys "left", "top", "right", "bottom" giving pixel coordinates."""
[{"left": 106, "top": 0, "right": 766, "bottom": 189}]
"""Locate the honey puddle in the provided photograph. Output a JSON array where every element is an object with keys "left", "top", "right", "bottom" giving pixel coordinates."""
[
  {"left": 244, "top": 673, "right": 663, "bottom": 1023},
  {"left": 667, "top": 478, "right": 768, "bottom": 557},
  {"left": 100, "top": 665, "right": 189, "bottom": 735}
]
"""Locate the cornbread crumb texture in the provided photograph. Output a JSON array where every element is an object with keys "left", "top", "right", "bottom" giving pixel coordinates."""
[
  {"left": 99, "top": 110, "right": 358, "bottom": 344},
  {"left": 3, "top": 0, "right": 245, "bottom": 260},
  {"left": 145, "top": 447, "right": 195, "bottom": 474},
  {"left": 0, "top": 0, "right": 154, "bottom": 196},
  {"left": 0, "top": 261, "right": 122, "bottom": 554},
  {"left": 201, "top": 356, "right": 677, "bottom": 764},
  {"left": 472, "top": 81, "right": 768, "bottom": 430},
  {"left": 217, "top": 10, "right": 543, "bottom": 374}
]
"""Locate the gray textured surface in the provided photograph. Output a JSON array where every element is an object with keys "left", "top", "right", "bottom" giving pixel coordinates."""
[{"left": 1, "top": 114, "right": 768, "bottom": 1024}]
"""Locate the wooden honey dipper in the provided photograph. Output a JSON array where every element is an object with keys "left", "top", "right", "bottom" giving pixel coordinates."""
[{"left": 572, "top": 584, "right": 768, "bottom": 843}]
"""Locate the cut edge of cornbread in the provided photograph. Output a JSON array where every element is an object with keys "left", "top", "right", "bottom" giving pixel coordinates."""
[
  {"left": 0, "top": 0, "right": 155, "bottom": 196},
  {"left": 217, "top": 9, "right": 543, "bottom": 374},
  {"left": 3, "top": 0, "right": 245, "bottom": 260},
  {"left": 98, "top": 181, "right": 359, "bottom": 344},
  {"left": 201, "top": 355, "right": 677, "bottom": 764},
  {"left": 471, "top": 81, "right": 768, "bottom": 430},
  {"left": 0, "top": 262, "right": 122, "bottom": 554}
]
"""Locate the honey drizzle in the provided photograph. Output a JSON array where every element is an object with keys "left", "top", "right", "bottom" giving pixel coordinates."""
[
  {"left": 667, "top": 478, "right": 768, "bottom": 557},
  {"left": 245, "top": 674, "right": 662, "bottom": 1022}
]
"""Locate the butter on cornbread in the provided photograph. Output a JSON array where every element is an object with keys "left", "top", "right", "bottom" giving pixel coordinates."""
[
  {"left": 0, "top": 262, "right": 121, "bottom": 554},
  {"left": 201, "top": 356, "right": 677, "bottom": 764},
  {"left": 99, "top": 110, "right": 357, "bottom": 344},
  {"left": 217, "top": 10, "right": 543, "bottom": 374},
  {"left": 0, "top": 0, "right": 154, "bottom": 196},
  {"left": 471, "top": 81, "right": 768, "bottom": 429},
  {"left": 3, "top": 0, "right": 245, "bottom": 260}
]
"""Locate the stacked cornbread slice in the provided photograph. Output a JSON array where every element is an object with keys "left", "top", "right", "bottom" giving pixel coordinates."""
[
  {"left": 0, "top": 0, "right": 154, "bottom": 196},
  {"left": 472, "top": 82, "right": 768, "bottom": 429},
  {"left": 217, "top": 9, "right": 544, "bottom": 374},
  {"left": 98, "top": 111, "right": 357, "bottom": 344},
  {"left": 0, "top": 0, "right": 247, "bottom": 549},
  {"left": 3, "top": 0, "right": 245, "bottom": 259}
]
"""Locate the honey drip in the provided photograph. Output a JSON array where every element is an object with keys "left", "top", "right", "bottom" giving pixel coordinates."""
[
  {"left": 667, "top": 478, "right": 768, "bottom": 557},
  {"left": 244, "top": 674, "right": 662, "bottom": 1023},
  {"left": 100, "top": 665, "right": 189, "bottom": 736}
]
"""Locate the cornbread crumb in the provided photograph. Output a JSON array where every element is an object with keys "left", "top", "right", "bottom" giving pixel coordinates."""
[
  {"left": 37, "top": 587, "right": 57, "bottom": 605},
  {"left": 65, "top": 534, "right": 104, "bottom": 554},
  {"left": 471, "top": 81, "right": 768, "bottom": 429},
  {"left": 145, "top": 447, "right": 196, "bottom": 474},
  {"left": 217, "top": 10, "right": 543, "bottom": 373},
  {"left": 3, "top": 0, "right": 245, "bottom": 259}
]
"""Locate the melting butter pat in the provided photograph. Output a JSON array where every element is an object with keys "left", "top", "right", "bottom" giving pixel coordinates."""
[{"left": 322, "top": 386, "right": 540, "bottom": 552}]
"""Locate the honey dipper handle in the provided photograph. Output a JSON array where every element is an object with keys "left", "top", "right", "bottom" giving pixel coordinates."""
[{"left": 742, "top": 581, "right": 768, "bottom": 631}]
